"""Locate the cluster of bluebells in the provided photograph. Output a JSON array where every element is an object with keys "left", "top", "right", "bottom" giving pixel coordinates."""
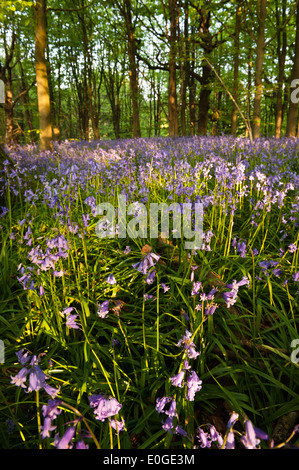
[
  {"left": 191, "top": 280, "right": 219, "bottom": 316},
  {"left": 60, "top": 306, "right": 81, "bottom": 330},
  {"left": 89, "top": 394, "right": 125, "bottom": 434},
  {"left": 155, "top": 397, "right": 188, "bottom": 437},
  {"left": 222, "top": 276, "right": 250, "bottom": 308},
  {"left": 191, "top": 275, "right": 250, "bottom": 313},
  {"left": 17, "top": 234, "right": 69, "bottom": 294},
  {"left": 132, "top": 250, "right": 160, "bottom": 286},
  {"left": 169, "top": 330, "right": 202, "bottom": 401},
  {"left": 195, "top": 412, "right": 270, "bottom": 449},
  {"left": 10, "top": 349, "right": 60, "bottom": 398},
  {"left": 40, "top": 399, "right": 89, "bottom": 449}
]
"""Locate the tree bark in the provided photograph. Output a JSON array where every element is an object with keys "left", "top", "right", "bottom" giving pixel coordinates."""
[
  {"left": 180, "top": 0, "right": 190, "bottom": 136},
  {"left": 231, "top": 0, "right": 242, "bottom": 136},
  {"left": 252, "top": 0, "right": 267, "bottom": 139},
  {"left": 35, "top": 0, "right": 52, "bottom": 150},
  {"left": 196, "top": 7, "right": 214, "bottom": 135},
  {"left": 168, "top": 0, "right": 179, "bottom": 136},
  {"left": 122, "top": 0, "right": 141, "bottom": 138},
  {"left": 286, "top": 2, "right": 299, "bottom": 137},
  {"left": 275, "top": 0, "right": 287, "bottom": 138}
]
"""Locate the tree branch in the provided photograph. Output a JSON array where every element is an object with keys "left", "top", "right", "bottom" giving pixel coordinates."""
[{"left": 47, "top": 0, "right": 97, "bottom": 13}]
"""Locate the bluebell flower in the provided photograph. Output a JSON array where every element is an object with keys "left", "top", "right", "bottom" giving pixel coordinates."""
[
  {"left": 227, "top": 412, "right": 239, "bottom": 428},
  {"left": 10, "top": 350, "right": 60, "bottom": 398},
  {"left": 106, "top": 274, "right": 117, "bottom": 285},
  {"left": 240, "top": 419, "right": 261, "bottom": 449},
  {"left": 40, "top": 416, "right": 57, "bottom": 439},
  {"left": 191, "top": 281, "right": 202, "bottom": 296},
  {"left": 164, "top": 399, "right": 176, "bottom": 417},
  {"left": 89, "top": 394, "right": 122, "bottom": 422},
  {"left": 146, "top": 269, "right": 156, "bottom": 284},
  {"left": 65, "top": 314, "right": 80, "bottom": 330},
  {"left": 155, "top": 396, "right": 171, "bottom": 414},
  {"left": 76, "top": 440, "right": 89, "bottom": 449},
  {"left": 197, "top": 428, "right": 211, "bottom": 448},
  {"left": 186, "top": 371, "right": 202, "bottom": 401},
  {"left": 226, "top": 431, "right": 235, "bottom": 449},
  {"left": 10, "top": 367, "right": 29, "bottom": 388},
  {"left": 98, "top": 300, "right": 110, "bottom": 318},
  {"left": 161, "top": 282, "right": 170, "bottom": 293},
  {"left": 169, "top": 370, "right": 185, "bottom": 388},
  {"left": 288, "top": 244, "right": 297, "bottom": 253},
  {"left": 109, "top": 419, "right": 125, "bottom": 434},
  {"left": 162, "top": 416, "right": 174, "bottom": 432},
  {"left": 54, "top": 426, "right": 76, "bottom": 449}
]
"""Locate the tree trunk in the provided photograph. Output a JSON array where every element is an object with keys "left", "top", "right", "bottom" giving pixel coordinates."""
[
  {"left": 252, "top": 0, "right": 267, "bottom": 139},
  {"left": 286, "top": 2, "right": 299, "bottom": 136},
  {"left": 5, "top": 68, "right": 15, "bottom": 143},
  {"left": 196, "top": 8, "right": 213, "bottom": 135},
  {"left": 180, "top": 0, "right": 190, "bottom": 136},
  {"left": 19, "top": 60, "right": 34, "bottom": 142},
  {"left": 123, "top": 0, "right": 141, "bottom": 138},
  {"left": 231, "top": 0, "right": 242, "bottom": 136},
  {"left": 168, "top": 0, "right": 179, "bottom": 136},
  {"left": 198, "top": 63, "right": 211, "bottom": 135},
  {"left": 35, "top": 0, "right": 53, "bottom": 150},
  {"left": 275, "top": 0, "right": 286, "bottom": 138},
  {"left": 189, "top": 45, "right": 196, "bottom": 136}
]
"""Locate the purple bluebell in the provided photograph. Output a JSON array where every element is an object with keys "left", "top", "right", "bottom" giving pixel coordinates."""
[
  {"left": 162, "top": 416, "right": 174, "bottom": 432},
  {"left": 186, "top": 370, "right": 202, "bottom": 401},
  {"left": 191, "top": 281, "right": 202, "bottom": 296},
  {"left": 54, "top": 426, "right": 76, "bottom": 449},
  {"left": 89, "top": 394, "right": 122, "bottom": 421},
  {"left": 10, "top": 367, "right": 29, "bottom": 388},
  {"left": 240, "top": 419, "right": 261, "bottom": 449},
  {"left": 109, "top": 419, "right": 125, "bottom": 434},
  {"left": 161, "top": 282, "right": 170, "bottom": 293},
  {"left": 174, "top": 425, "right": 188, "bottom": 437},
  {"left": 156, "top": 396, "right": 171, "bottom": 414},
  {"left": 65, "top": 314, "right": 80, "bottom": 330},
  {"left": 197, "top": 428, "right": 211, "bottom": 448},
  {"left": 226, "top": 431, "right": 235, "bottom": 449},
  {"left": 98, "top": 300, "right": 110, "bottom": 318},
  {"left": 164, "top": 399, "right": 177, "bottom": 417},
  {"left": 169, "top": 370, "right": 185, "bottom": 388},
  {"left": 146, "top": 269, "right": 156, "bottom": 284},
  {"left": 76, "top": 440, "right": 89, "bottom": 449},
  {"left": 40, "top": 416, "right": 57, "bottom": 439},
  {"left": 106, "top": 274, "right": 117, "bottom": 285}
]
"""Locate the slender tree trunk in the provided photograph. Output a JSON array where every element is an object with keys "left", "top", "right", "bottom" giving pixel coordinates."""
[
  {"left": 198, "top": 63, "right": 211, "bottom": 135},
  {"left": 189, "top": 48, "right": 196, "bottom": 136},
  {"left": 19, "top": 62, "right": 34, "bottom": 142},
  {"left": 123, "top": 0, "right": 141, "bottom": 137},
  {"left": 35, "top": 0, "right": 52, "bottom": 150},
  {"left": 275, "top": 0, "right": 286, "bottom": 138},
  {"left": 286, "top": 2, "right": 299, "bottom": 136},
  {"left": 252, "top": 0, "right": 267, "bottom": 139},
  {"left": 168, "top": 0, "right": 179, "bottom": 136},
  {"left": 197, "top": 8, "right": 214, "bottom": 135},
  {"left": 5, "top": 67, "right": 14, "bottom": 143},
  {"left": 231, "top": 0, "right": 242, "bottom": 136},
  {"left": 181, "top": 0, "right": 189, "bottom": 136}
]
